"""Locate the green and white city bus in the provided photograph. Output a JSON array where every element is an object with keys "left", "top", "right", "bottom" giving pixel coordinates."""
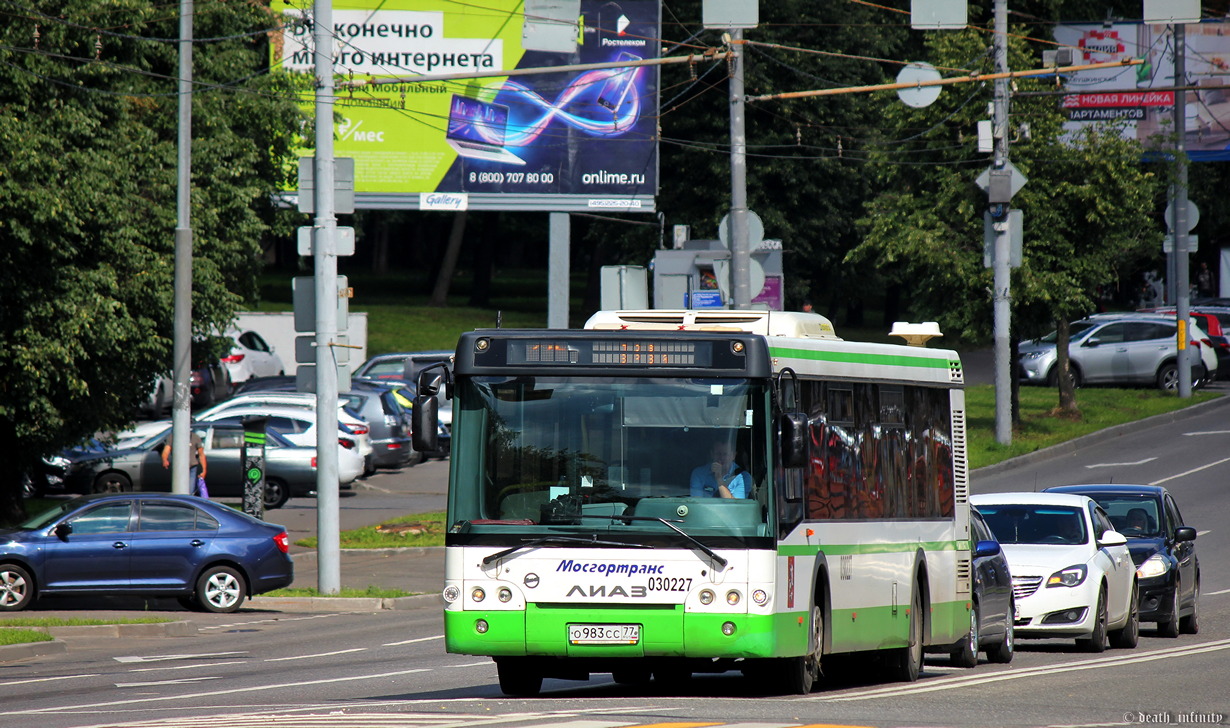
[{"left": 412, "top": 309, "right": 973, "bottom": 696}]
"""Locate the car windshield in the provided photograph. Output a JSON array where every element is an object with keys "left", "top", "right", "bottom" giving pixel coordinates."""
[
  {"left": 976, "top": 504, "right": 1087, "bottom": 545},
  {"left": 1083, "top": 495, "right": 1160, "bottom": 537},
  {"left": 1037, "top": 321, "right": 1097, "bottom": 344},
  {"left": 17, "top": 498, "right": 85, "bottom": 530}
]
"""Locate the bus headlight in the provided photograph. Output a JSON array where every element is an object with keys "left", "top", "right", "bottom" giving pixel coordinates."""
[
  {"left": 472, "top": 587, "right": 486, "bottom": 602},
  {"left": 752, "top": 589, "right": 768, "bottom": 606},
  {"left": 722, "top": 621, "right": 737, "bottom": 635},
  {"left": 699, "top": 589, "right": 715, "bottom": 605},
  {"left": 498, "top": 587, "right": 513, "bottom": 603},
  {"left": 726, "top": 590, "right": 741, "bottom": 606},
  {"left": 442, "top": 585, "right": 460, "bottom": 603}
]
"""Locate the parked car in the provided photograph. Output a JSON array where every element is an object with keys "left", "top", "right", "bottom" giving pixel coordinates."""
[
  {"left": 1017, "top": 312, "right": 1214, "bottom": 390},
  {"left": 338, "top": 383, "right": 415, "bottom": 468},
  {"left": 969, "top": 492, "right": 1139, "bottom": 652},
  {"left": 1140, "top": 307, "right": 1230, "bottom": 380},
  {"left": 353, "top": 350, "right": 452, "bottom": 386},
  {"left": 140, "top": 374, "right": 174, "bottom": 419},
  {"left": 191, "top": 357, "right": 232, "bottom": 407},
  {"left": 947, "top": 507, "right": 1015, "bottom": 666},
  {"left": 221, "top": 329, "right": 284, "bottom": 386},
  {"left": 1043, "top": 484, "right": 1199, "bottom": 637},
  {"left": 55, "top": 423, "right": 361, "bottom": 509},
  {"left": 0, "top": 493, "right": 292, "bottom": 612},
  {"left": 194, "top": 405, "right": 363, "bottom": 476}
]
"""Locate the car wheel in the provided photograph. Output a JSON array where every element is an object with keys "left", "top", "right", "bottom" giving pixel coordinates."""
[
  {"left": 195, "top": 565, "right": 246, "bottom": 613},
  {"left": 0, "top": 564, "right": 35, "bottom": 611},
  {"left": 888, "top": 585, "right": 924, "bottom": 681},
  {"left": 1109, "top": 584, "right": 1140, "bottom": 649},
  {"left": 93, "top": 472, "right": 132, "bottom": 494},
  {"left": 263, "top": 478, "right": 291, "bottom": 510},
  {"left": 1180, "top": 578, "right": 1200, "bottom": 634},
  {"left": 951, "top": 602, "right": 979, "bottom": 668},
  {"left": 985, "top": 621, "right": 1014, "bottom": 664},
  {"left": 1156, "top": 362, "right": 1180, "bottom": 391},
  {"left": 496, "top": 658, "right": 543, "bottom": 696},
  {"left": 1158, "top": 581, "right": 1181, "bottom": 638},
  {"left": 1046, "top": 364, "right": 1081, "bottom": 388},
  {"left": 1078, "top": 586, "right": 1109, "bottom": 652}
]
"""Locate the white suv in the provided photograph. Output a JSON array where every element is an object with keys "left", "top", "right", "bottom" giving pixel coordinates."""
[{"left": 1018, "top": 312, "right": 1215, "bottom": 389}]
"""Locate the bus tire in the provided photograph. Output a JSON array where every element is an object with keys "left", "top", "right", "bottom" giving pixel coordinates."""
[
  {"left": 888, "top": 585, "right": 924, "bottom": 682},
  {"left": 496, "top": 658, "right": 542, "bottom": 697},
  {"left": 779, "top": 602, "right": 824, "bottom": 694}
]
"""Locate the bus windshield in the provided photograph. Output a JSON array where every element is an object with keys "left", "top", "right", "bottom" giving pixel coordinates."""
[{"left": 451, "top": 375, "right": 770, "bottom": 536}]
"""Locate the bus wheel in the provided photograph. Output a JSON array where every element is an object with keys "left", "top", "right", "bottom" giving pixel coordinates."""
[
  {"left": 888, "top": 586, "right": 924, "bottom": 682},
  {"left": 496, "top": 658, "right": 542, "bottom": 697},
  {"left": 780, "top": 603, "right": 823, "bottom": 694}
]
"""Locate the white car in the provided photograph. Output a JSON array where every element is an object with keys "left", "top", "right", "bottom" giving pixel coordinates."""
[
  {"left": 195, "top": 405, "right": 364, "bottom": 478},
  {"left": 970, "top": 492, "right": 1139, "bottom": 653},
  {"left": 221, "top": 330, "right": 284, "bottom": 385}
]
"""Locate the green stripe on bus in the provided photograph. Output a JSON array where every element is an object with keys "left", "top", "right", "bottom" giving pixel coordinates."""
[
  {"left": 778, "top": 540, "right": 968, "bottom": 557},
  {"left": 769, "top": 346, "right": 956, "bottom": 370}
]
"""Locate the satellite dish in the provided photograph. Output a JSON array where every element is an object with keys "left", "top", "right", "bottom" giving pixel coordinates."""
[{"left": 897, "top": 62, "right": 942, "bottom": 108}]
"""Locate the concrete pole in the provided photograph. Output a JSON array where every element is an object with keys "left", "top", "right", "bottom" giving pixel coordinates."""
[
  {"left": 548, "top": 213, "right": 570, "bottom": 327},
  {"left": 314, "top": 0, "right": 341, "bottom": 593},
  {"left": 729, "top": 29, "right": 751, "bottom": 309},
  {"left": 1174, "top": 24, "right": 1192, "bottom": 397},
  {"left": 170, "top": 0, "right": 193, "bottom": 494},
  {"left": 992, "top": 0, "right": 1013, "bottom": 445}
]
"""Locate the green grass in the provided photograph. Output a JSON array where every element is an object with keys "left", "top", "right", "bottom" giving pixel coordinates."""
[
  {"left": 0, "top": 617, "right": 170, "bottom": 627},
  {"left": 294, "top": 511, "right": 446, "bottom": 549},
  {"left": 261, "top": 585, "right": 414, "bottom": 598},
  {"left": 0, "top": 629, "right": 53, "bottom": 646},
  {"left": 966, "top": 385, "right": 1217, "bottom": 470}
]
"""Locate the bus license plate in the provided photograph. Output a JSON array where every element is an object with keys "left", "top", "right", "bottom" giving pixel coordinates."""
[{"left": 568, "top": 624, "right": 640, "bottom": 645}]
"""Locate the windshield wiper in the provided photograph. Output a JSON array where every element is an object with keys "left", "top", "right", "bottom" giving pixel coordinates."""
[
  {"left": 482, "top": 535, "right": 652, "bottom": 566},
  {"left": 584, "top": 514, "right": 729, "bottom": 571}
]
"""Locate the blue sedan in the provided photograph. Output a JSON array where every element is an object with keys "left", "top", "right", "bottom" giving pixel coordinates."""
[{"left": 0, "top": 493, "right": 293, "bottom": 613}]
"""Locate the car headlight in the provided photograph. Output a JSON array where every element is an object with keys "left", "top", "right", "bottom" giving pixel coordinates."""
[
  {"left": 44, "top": 455, "right": 70, "bottom": 469},
  {"left": 1046, "top": 564, "right": 1088, "bottom": 587},
  {"left": 1021, "top": 351, "right": 1044, "bottom": 360},
  {"left": 1137, "top": 553, "right": 1170, "bottom": 579}
]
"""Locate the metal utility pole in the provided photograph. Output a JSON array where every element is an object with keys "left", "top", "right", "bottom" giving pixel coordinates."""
[
  {"left": 1173, "top": 23, "right": 1192, "bottom": 397},
  {"left": 170, "top": 0, "right": 193, "bottom": 493},
  {"left": 990, "top": 0, "right": 1013, "bottom": 445},
  {"left": 313, "top": 0, "right": 341, "bottom": 593},
  {"left": 728, "top": 29, "right": 751, "bottom": 309}
]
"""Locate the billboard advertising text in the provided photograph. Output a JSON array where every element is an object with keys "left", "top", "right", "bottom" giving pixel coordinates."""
[
  {"left": 277, "top": 0, "right": 660, "bottom": 210},
  {"left": 1055, "top": 20, "right": 1230, "bottom": 161}
]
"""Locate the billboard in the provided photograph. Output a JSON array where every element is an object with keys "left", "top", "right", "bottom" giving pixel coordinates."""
[
  {"left": 1055, "top": 20, "right": 1230, "bottom": 161},
  {"left": 276, "top": 0, "right": 660, "bottom": 211}
]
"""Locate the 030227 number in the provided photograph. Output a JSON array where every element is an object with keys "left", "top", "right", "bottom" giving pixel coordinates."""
[{"left": 646, "top": 576, "right": 692, "bottom": 592}]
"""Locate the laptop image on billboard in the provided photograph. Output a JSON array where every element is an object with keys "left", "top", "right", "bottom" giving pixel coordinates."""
[{"left": 445, "top": 95, "right": 526, "bottom": 166}]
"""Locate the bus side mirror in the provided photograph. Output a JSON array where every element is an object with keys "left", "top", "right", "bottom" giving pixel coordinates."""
[
  {"left": 417, "top": 364, "right": 452, "bottom": 400},
  {"left": 779, "top": 412, "right": 807, "bottom": 468},
  {"left": 412, "top": 394, "right": 439, "bottom": 453}
]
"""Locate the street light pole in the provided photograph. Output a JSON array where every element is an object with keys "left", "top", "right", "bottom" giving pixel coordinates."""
[
  {"left": 171, "top": 0, "right": 193, "bottom": 493},
  {"left": 991, "top": 0, "right": 1013, "bottom": 445}
]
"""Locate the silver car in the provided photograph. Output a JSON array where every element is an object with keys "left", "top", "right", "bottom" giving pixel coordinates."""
[{"left": 1018, "top": 313, "right": 1215, "bottom": 390}]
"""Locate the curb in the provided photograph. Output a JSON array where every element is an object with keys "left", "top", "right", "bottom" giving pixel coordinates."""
[
  {"left": 0, "top": 639, "right": 66, "bottom": 662},
  {"left": 0, "top": 620, "right": 199, "bottom": 662},
  {"left": 248, "top": 593, "right": 441, "bottom": 612},
  {"left": 973, "top": 393, "right": 1230, "bottom": 479}
]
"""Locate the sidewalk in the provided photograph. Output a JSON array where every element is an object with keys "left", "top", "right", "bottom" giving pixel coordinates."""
[{"left": 288, "top": 546, "right": 443, "bottom": 596}]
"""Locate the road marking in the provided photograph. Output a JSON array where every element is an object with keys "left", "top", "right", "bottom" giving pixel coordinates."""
[
  {"left": 1205, "top": 587, "right": 1230, "bottom": 596},
  {"left": 798, "top": 638, "right": 1230, "bottom": 701},
  {"left": 128, "top": 661, "right": 247, "bottom": 673},
  {"left": 115, "top": 651, "right": 248, "bottom": 663},
  {"left": 4, "top": 668, "right": 432, "bottom": 715},
  {"left": 384, "top": 635, "right": 444, "bottom": 646},
  {"left": 116, "top": 677, "right": 223, "bottom": 688},
  {"left": 447, "top": 662, "right": 492, "bottom": 668},
  {"left": 1151, "top": 456, "right": 1230, "bottom": 485},
  {"left": 264, "top": 648, "right": 368, "bottom": 662},
  {"left": 0, "top": 674, "right": 99, "bottom": 686},
  {"left": 1183, "top": 430, "right": 1230, "bottom": 436},
  {"left": 1084, "top": 457, "right": 1156, "bottom": 469},
  {"left": 199, "top": 614, "right": 344, "bottom": 632}
]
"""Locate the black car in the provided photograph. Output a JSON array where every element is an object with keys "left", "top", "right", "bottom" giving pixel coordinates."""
[
  {"left": 1044, "top": 484, "right": 1199, "bottom": 636},
  {"left": 947, "top": 508, "right": 1015, "bottom": 666}
]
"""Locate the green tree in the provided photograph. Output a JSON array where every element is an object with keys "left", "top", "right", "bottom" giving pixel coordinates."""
[
  {"left": 850, "top": 23, "right": 1163, "bottom": 418},
  {"left": 0, "top": 1, "right": 307, "bottom": 521}
]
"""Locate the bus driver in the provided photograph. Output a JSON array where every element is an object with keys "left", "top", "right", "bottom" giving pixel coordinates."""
[{"left": 690, "top": 440, "right": 750, "bottom": 499}]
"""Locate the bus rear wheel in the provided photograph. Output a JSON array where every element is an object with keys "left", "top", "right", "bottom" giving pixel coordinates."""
[{"left": 496, "top": 658, "right": 542, "bottom": 697}]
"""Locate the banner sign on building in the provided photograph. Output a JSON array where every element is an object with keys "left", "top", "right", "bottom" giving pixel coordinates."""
[
  {"left": 276, "top": 0, "right": 660, "bottom": 210},
  {"left": 1054, "top": 20, "right": 1230, "bottom": 162}
]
